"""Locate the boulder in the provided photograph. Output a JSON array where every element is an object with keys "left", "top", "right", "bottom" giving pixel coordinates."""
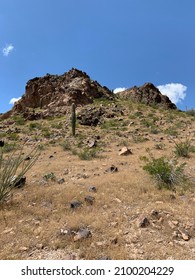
[{"left": 118, "top": 147, "right": 132, "bottom": 156}]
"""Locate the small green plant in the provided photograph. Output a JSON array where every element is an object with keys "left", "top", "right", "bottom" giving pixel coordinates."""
[
  {"left": 7, "top": 133, "right": 19, "bottom": 141},
  {"left": 13, "top": 116, "right": 26, "bottom": 125},
  {"left": 0, "top": 145, "right": 40, "bottom": 202},
  {"left": 29, "top": 122, "right": 42, "bottom": 131},
  {"left": 43, "top": 172, "right": 56, "bottom": 181},
  {"left": 154, "top": 143, "right": 165, "bottom": 150},
  {"left": 77, "top": 147, "right": 98, "bottom": 160},
  {"left": 62, "top": 140, "right": 72, "bottom": 151},
  {"left": 143, "top": 155, "right": 187, "bottom": 189},
  {"left": 174, "top": 139, "right": 194, "bottom": 158},
  {"left": 71, "top": 103, "right": 76, "bottom": 137},
  {"left": 165, "top": 127, "right": 178, "bottom": 136},
  {"left": 132, "top": 134, "right": 149, "bottom": 143},
  {"left": 51, "top": 122, "right": 63, "bottom": 129},
  {"left": 2, "top": 142, "right": 18, "bottom": 153}
]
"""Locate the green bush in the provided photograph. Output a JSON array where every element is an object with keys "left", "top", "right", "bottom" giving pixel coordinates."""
[
  {"left": 174, "top": 139, "right": 194, "bottom": 158},
  {"left": 62, "top": 141, "right": 72, "bottom": 151},
  {"left": 43, "top": 172, "right": 56, "bottom": 181},
  {"left": 0, "top": 145, "right": 40, "bottom": 202},
  {"left": 29, "top": 122, "right": 42, "bottom": 130},
  {"left": 143, "top": 156, "right": 187, "bottom": 189},
  {"left": 77, "top": 147, "right": 98, "bottom": 160}
]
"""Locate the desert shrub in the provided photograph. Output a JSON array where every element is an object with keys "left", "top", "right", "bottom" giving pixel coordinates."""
[
  {"left": 43, "top": 172, "right": 56, "bottom": 181},
  {"left": 132, "top": 134, "right": 149, "bottom": 143},
  {"left": 77, "top": 147, "right": 98, "bottom": 160},
  {"left": 143, "top": 156, "right": 187, "bottom": 189},
  {"left": 7, "top": 133, "right": 19, "bottom": 141},
  {"left": 3, "top": 142, "right": 18, "bottom": 153},
  {"left": 51, "top": 122, "right": 63, "bottom": 129},
  {"left": 13, "top": 116, "right": 26, "bottom": 125},
  {"left": 62, "top": 140, "right": 72, "bottom": 151},
  {"left": 174, "top": 139, "right": 194, "bottom": 158},
  {"left": 164, "top": 127, "right": 178, "bottom": 136},
  {"left": 29, "top": 122, "right": 42, "bottom": 131},
  {"left": 154, "top": 143, "right": 165, "bottom": 150},
  {"left": 0, "top": 145, "right": 40, "bottom": 202}
]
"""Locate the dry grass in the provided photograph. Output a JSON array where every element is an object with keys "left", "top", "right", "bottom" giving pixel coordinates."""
[{"left": 0, "top": 102, "right": 195, "bottom": 260}]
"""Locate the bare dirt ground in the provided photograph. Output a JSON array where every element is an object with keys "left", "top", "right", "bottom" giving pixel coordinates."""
[{"left": 0, "top": 101, "right": 195, "bottom": 260}]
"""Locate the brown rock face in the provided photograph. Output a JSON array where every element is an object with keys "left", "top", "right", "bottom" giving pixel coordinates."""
[
  {"left": 117, "top": 83, "right": 177, "bottom": 109},
  {"left": 9, "top": 68, "right": 113, "bottom": 119}
]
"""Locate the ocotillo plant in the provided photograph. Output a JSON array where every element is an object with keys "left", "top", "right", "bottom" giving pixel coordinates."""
[{"left": 71, "top": 103, "right": 76, "bottom": 136}]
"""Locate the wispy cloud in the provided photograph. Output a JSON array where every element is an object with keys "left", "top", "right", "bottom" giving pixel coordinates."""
[
  {"left": 2, "top": 43, "right": 14, "bottom": 56},
  {"left": 157, "top": 83, "right": 187, "bottom": 104},
  {"left": 113, "top": 87, "right": 127, "bottom": 94},
  {"left": 9, "top": 97, "right": 21, "bottom": 105}
]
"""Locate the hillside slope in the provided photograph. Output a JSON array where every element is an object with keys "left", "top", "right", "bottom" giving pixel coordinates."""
[{"left": 0, "top": 96, "right": 195, "bottom": 260}]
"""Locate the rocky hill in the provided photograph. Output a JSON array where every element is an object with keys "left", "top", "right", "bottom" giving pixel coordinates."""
[
  {"left": 3, "top": 68, "right": 113, "bottom": 120},
  {"left": 2, "top": 68, "right": 177, "bottom": 121},
  {"left": 117, "top": 83, "right": 177, "bottom": 109}
]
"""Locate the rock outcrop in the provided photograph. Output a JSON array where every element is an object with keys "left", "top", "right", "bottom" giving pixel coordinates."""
[
  {"left": 4, "top": 68, "right": 113, "bottom": 119},
  {"left": 117, "top": 83, "right": 177, "bottom": 109},
  {"left": 1, "top": 70, "right": 177, "bottom": 121}
]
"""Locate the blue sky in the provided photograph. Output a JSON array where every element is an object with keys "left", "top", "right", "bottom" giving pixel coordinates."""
[{"left": 0, "top": 0, "right": 195, "bottom": 113}]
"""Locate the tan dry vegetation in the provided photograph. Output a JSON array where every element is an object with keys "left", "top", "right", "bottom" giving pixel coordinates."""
[{"left": 0, "top": 100, "right": 195, "bottom": 260}]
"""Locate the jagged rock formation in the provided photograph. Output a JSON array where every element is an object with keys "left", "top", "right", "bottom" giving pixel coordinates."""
[
  {"left": 3, "top": 68, "right": 113, "bottom": 119},
  {"left": 1, "top": 70, "right": 177, "bottom": 121},
  {"left": 117, "top": 83, "right": 177, "bottom": 109}
]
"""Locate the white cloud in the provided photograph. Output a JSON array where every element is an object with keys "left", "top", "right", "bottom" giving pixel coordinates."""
[
  {"left": 9, "top": 97, "right": 21, "bottom": 105},
  {"left": 113, "top": 87, "right": 127, "bottom": 94},
  {"left": 157, "top": 83, "right": 187, "bottom": 104},
  {"left": 2, "top": 44, "right": 14, "bottom": 56}
]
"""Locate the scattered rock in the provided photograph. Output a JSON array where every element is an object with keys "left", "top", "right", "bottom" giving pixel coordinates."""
[
  {"left": 113, "top": 198, "right": 122, "bottom": 203},
  {"left": 19, "top": 247, "right": 28, "bottom": 252},
  {"left": 36, "top": 243, "right": 44, "bottom": 250},
  {"left": 150, "top": 209, "right": 160, "bottom": 218},
  {"left": 137, "top": 216, "right": 150, "bottom": 228},
  {"left": 24, "top": 156, "right": 31, "bottom": 161},
  {"left": 118, "top": 146, "right": 132, "bottom": 156},
  {"left": 106, "top": 165, "right": 118, "bottom": 173},
  {"left": 88, "top": 186, "right": 97, "bottom": 193},
  {"left": 84, "top": 195, "right": 95, "bottom": 205},
  {"left": 74, "top": 228, "right": 92, "bottom": 241},
  {"left": 70, "top": 200, "right": 82, "bottom": 209},
  {"left": 57, "top": 178, "right": 65, "bottom": 184},
  {"left": 110, "top": 236, "right": 118, "bottom": 244},
  {"left": 87, "top": 139, "right": 97, "bottom": 148},
  {"left": 178, "top": 229, "right": 190, "bottom": 241},
  {"left": 12, "top": 176, "right": 26, "bottom": 188},
  {"left": 0, "top": 140, "right": 4, "bottom": 147},
  {"left": 168, "top": 221, "right": 177, "bottom": 229},
  {"left": 2, "top": 228, "right": 14, "bottom": 234}
]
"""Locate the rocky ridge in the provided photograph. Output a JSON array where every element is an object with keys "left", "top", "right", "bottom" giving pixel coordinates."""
[
  {"left": 3, "top": 68, "right": 113, "bottom": 120},
  {"left": 2, "top": 69, "right": 177, "bottom": 120},
  {"left": 117, "top": 83, "right": 177, "bottom": 109}
]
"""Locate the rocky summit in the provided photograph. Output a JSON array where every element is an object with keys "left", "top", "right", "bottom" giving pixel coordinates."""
[
  {"left": 2, "top": 69, "right": 176, "bottom": 120},
  {"left": 3, "top": 68, "right": 113, "bottom": 120},
  {"left": 117, "top": 83, "right": 177, "bottom": 109}
]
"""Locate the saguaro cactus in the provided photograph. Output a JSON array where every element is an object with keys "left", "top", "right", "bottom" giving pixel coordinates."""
[{"left": 71, "top": 103, "right": 76, "bottom": 136}]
